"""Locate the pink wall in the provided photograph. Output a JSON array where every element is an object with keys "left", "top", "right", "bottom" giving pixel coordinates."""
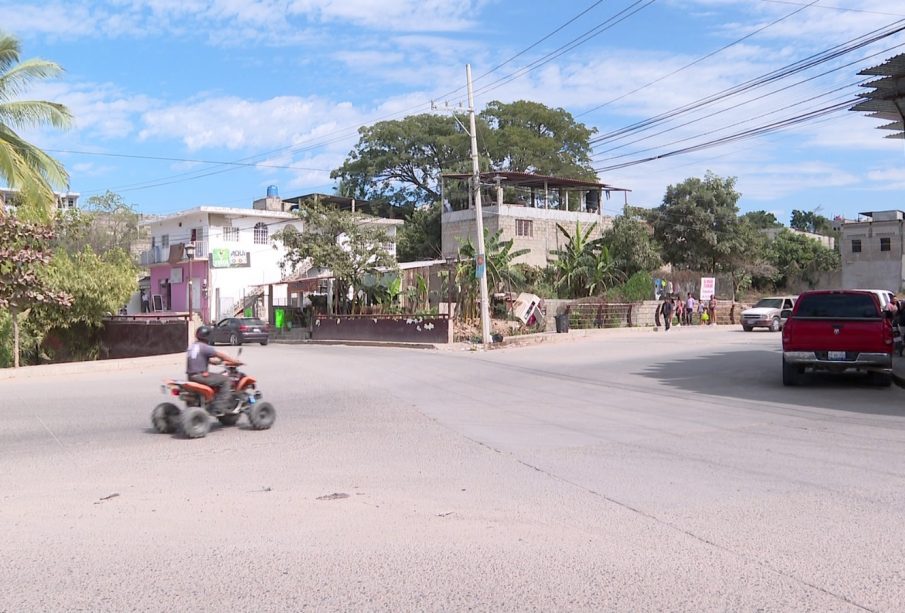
[{"left": 148, "top": 261, "right": 209, "bottom": 319}]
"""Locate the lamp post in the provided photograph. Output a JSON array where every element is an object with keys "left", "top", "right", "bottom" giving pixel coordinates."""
[{"left": 185, "top": 242, "right": 195, "bottom": 321}]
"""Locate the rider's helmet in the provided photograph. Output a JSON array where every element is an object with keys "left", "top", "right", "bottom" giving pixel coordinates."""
[{"left": 195, "top": 325, "right": 212, "bottom": 342}]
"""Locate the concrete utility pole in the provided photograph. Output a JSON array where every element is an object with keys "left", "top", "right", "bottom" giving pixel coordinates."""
[{"left": 467, "top": 64, "right": 491, "bottom": 346}]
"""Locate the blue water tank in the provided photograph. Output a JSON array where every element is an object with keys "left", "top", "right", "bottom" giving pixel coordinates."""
[{"left": 266, "top": 185, "right": 279, "bottom": 198}]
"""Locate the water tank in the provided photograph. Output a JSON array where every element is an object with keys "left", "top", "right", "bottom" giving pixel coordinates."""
[{"left": 266, "top": 185, "right": 279, "bottom": 198}]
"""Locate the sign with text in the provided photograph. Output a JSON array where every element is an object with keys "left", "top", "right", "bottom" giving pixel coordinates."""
[
  {"left": 211, "top": 248, "right": 251, "bottom": 269},
  {"left": 700, "top": 277, "right": 716, "bottom": 301}
]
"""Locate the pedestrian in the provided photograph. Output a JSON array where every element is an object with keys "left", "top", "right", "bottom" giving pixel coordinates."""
[
  {"left": 674, "top": 297, "right": 683, "bottom": 327},
  {"left": 662, "top": 297, "right": 675, "bottom": 332},
  {"left": 685, "top": 292, "right": 696, "bottom": 325},
  {"left": 708, "top": 296, "right": 717, "bottom": 325}
]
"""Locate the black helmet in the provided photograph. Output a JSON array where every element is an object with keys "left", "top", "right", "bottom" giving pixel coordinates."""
[{"left": 195, "top": 325, "right": 212, "bottom": 342}]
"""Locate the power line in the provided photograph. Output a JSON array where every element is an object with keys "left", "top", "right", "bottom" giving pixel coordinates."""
[
  {"left": 577, "top": 0, "right": 822, "bottom": 119},
  {"left": 593, "top": 98, "right": 856, "bottom": 173},
  {"left": 591, "top": 39, "right": 905, "bottom": 161},
  {"left": 759, "top": 0, "right": 905, "bottom": 18},
  {"left": 588, "top": 17, "right": 905, "bottom": 146}
]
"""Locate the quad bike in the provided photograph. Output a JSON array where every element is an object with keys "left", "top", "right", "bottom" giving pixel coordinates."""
[{"left": 151, "top": 356, "right": 276, "bottom": 439}]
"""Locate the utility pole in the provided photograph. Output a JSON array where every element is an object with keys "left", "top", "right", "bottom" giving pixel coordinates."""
[{"left": 466, "top": 64, "right": 491, "bottom": 346}]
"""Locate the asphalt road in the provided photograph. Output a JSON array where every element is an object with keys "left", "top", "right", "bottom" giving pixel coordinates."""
[{"left": 2, "top": 327, "right": 904, "bottom": 612}]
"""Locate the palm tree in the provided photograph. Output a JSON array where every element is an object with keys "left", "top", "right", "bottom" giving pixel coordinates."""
[
  {"left": 455, "top": 229, "right": 529, "bottom": 321},
  {"left": 0, "top": 32, "right": 71, "bottom": 219},
  {"left": 549, "top": 221, "right": 599, "bottom": 298}
]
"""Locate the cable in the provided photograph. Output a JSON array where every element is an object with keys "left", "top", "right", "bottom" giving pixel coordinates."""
[
  {"left": 759, "top": 0, "right": 905, "bottom": 18},
  {"left": 593, "top": 98, "right": 856, "bottom": 173},
  {"left": 591, "top": 37, "right": 905, "bottom": 161},
  {"left": 577, "top": 0, "right": 822, "bottom": 119},
  {"left": 588, "top": 17, "right": 905, "bottom": 146}
]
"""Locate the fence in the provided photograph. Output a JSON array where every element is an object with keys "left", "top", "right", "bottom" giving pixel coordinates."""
[{"left": 566, "top": 302, "right": 635, "bottom": 329}]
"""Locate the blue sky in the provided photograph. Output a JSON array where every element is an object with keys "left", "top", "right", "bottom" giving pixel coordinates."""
[{"left": 3, "top": 0, "right": 905, "bottom": 224}]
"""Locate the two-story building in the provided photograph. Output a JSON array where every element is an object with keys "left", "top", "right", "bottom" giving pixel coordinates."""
[
  {"left": 141, "top": 205, "right": 305, "bottom": 323},
  {"left": 440, "top": 171, "right": 628, "bottom": 267},
  {"left": 840, "top": 210, "right": 905, "bottom": 291},
  {"left": 140, "top": 188, "right": 403, "bottom": 323}
]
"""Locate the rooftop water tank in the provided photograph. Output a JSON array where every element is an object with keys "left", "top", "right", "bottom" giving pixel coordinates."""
[{"left": 266, "top": 185, "right": 279, "bottom": 198}]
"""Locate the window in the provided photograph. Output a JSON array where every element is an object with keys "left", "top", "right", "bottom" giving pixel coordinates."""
[
  {"left": 222, "top": 226, "right": 239, "bottom": 242},
  {"left": 881, "top": 237, "right": 891, "bottom": 252},
  {"left": 190, "top": 228, "right": 197, "bottom": 242},
  {"left": 253, "top": 222, "right": 268, "bottom": 245},
  {"left": 794, "top": 293, "right": 879, "bottom": 319},
  {"left": 851, "top": 239, "right": 861, "bottom": 253},
  {"left": 161, "top": 234, "right": 169, "bottom": 249},
  {"left": 516, "top": 219, "right": 533, "bottom": 237}
]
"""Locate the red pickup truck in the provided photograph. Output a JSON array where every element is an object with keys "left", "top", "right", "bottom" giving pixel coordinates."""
[{"left": 781, "top": 290, "right": 894, "bottom": 386}]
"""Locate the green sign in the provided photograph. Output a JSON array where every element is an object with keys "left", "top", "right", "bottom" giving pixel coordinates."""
[{"left": 211, "top": 248, "right": 251, "bottom": 269}]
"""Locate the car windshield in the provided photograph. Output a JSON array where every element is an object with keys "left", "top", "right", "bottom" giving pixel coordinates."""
[
  {"left": 754, "top": 299, "right": 783, "bottom": 309},
  {"left": 794, "top": 294, "right": 880, "bottom": 319},
  {"left": 240, "top": 318, "right": 265, "bottom": 326}
]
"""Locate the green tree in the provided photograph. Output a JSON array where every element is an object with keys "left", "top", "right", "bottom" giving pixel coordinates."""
[
  {"left": 396, "top": 202, "right": 441, "bottom": 261},
  {"left": 0, "top": 32, "right": 71, "bottom": 220},
  {"left": 548, "top": 220, "right": 623, "bottom": 298},
  {"left": 331, "top": 114, "right": 471, "bottom": 207},
  {"left": 275, "top": 203, "right": 396, "bottom": 313},
  {"left": 652, "top": 172, "right": 744, "bottom": 274},
  {"left": 480, "top": 100, "right": 597, "bottom": 179},
  {"left": 790, "top": 209, "right": 833, "bottom": 235},
  {"left": 601, "top": 206, "right": 660, "bottom": 277},
  {"left": 741, "top": 210, "right": 782, "bottom": 229},
  {"left": 0, "top": 213, "right": 71, "bottom": 367},
  {"left": 455, "top": 228, "right": 529, "bottom": 320},
  {"left": 767, "top": 229, "right": 840, "bottom": 288}
]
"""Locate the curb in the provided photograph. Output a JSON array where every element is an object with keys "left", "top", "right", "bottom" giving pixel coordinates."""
[
  {"left": 0, "top": 352, "right": 183, "bottom": 381},
  {"left": 271, "top": 339, "right": 438, "bottom": 350}
]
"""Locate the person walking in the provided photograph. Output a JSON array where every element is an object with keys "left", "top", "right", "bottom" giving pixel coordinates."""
[{"left": 662, "top": 297, "right": 675, "bottom": 332}]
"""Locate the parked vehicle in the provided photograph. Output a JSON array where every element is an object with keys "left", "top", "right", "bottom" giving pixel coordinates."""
[
  {"left": 210, "top": 317, "right": 270, "bottom": 346},
  {"left": 781, "top": 290, "right": 894, "bottom": 387},
  {"left": 152, "top": 356, "right": 276, "bottom": 438},
  {"left": 741, "top": 296, "right": 797, "bottom": 332}
]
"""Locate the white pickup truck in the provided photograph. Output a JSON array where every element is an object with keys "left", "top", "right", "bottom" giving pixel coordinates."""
[{"left": 741, "top": 296, "right": 797, "bottom": 332}]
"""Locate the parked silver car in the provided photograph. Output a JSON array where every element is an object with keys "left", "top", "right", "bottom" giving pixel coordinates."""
[{"left": 741, "top": 296, "right": 797, "bottom": 332}]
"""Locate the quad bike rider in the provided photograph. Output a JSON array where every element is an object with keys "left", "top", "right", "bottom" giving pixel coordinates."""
[{"left": 151, "top": 326, "right": 276, "bottom": 438}]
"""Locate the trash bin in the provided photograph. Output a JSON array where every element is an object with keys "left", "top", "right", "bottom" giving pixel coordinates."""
[{"left": 555, "top": 313, "right": 570, "bottom": 333}]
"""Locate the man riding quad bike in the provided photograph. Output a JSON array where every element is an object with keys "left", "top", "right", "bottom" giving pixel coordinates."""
[{"left": 151, "top": 326, "right": 276, "bottom": 438}]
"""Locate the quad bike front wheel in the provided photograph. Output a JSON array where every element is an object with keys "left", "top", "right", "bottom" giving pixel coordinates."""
[
  {"left": 182, "top": 407, "right": 211, "bottom": 439},
  {"left": 217, "top": 413, "right": 241, "bottom": 426},
  {"left": 151, "top": 402, "right": 181, "bottom": 434},
  {"left": 248, "top": 402, "right": 276, "bottom": 430}
]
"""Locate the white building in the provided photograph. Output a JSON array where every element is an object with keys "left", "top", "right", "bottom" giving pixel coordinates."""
[
  {"left": 0, "top": 187, "right": 80, "bottom": 212},
  {"left": 140, "top": 201, "right": 402, "bottom": 324}
]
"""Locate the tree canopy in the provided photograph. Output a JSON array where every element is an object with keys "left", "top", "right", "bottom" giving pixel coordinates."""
[
  {"left": 601, "top": 207, "right": 661, "bottom": 278},
  {"left": 331, "top": 100, "right": 598, "bottom": 210}
]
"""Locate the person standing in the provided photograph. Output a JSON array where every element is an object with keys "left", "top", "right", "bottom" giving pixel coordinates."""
[
  {"left": 708, "top": 296, "right": 717, "bottom": 325},
  {"left": 685, "top": 293, "right": 696, "bottom": 325}
]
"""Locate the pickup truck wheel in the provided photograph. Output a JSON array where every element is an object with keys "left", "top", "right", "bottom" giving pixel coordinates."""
[
  {"left": 742, "top": 325, "right": 753, "bottom": 332},
  {"left": 770, "top": 317, "right": 781, "bottom": 332},
  {"left": 782, "top": 358, "right": 800, "bottom": 386},
  {"left": 869, "top": 371, "right": 892, "bottom": 387}
]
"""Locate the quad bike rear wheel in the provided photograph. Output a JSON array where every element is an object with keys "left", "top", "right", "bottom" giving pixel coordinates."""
[
  {"left": 182, "top": 407, "right": 211, "bottom": 438},
  {"left": 248, "top": 401, "right": 276, "bottom": 430},
  {"left": 151, "top": 402, "right": 181, "bottom": 434}
]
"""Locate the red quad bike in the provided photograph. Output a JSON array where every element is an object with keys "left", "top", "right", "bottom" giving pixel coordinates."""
[{"left": 151, "top": 357, "right": 276, "bottom": 439}]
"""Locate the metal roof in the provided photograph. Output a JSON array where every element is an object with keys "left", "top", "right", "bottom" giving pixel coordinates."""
[
  {"left": 852, "top": 52, "right": 905, "bottom": 139},
  {"left": 441, "top": 171, "right": 630, "bottom": 192}
]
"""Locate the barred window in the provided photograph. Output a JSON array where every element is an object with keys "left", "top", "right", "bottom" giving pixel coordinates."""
[
  {"left": 254, "top": 222, "right": 269, "bottom": 245},
  {"left": 222, "top": 226, "right": 239, "bottom": 242},
  {"left": 881, "top": 237, "right": 891, "bottom": 252},
  {"left": 516, "top": 219, "right": 533, "bottom": 237}
]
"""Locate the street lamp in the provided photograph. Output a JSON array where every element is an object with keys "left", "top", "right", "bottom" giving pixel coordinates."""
[{"left": 185, "top": 242, "right": 195, "bottom": 320}]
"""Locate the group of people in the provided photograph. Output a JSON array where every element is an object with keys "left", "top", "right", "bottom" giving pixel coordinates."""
[{"left": 656, "top": 293, "right": 717, "bottom": 331}]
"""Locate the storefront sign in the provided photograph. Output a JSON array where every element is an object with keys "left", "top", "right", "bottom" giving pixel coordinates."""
[{"left": 211, "top": 248, "right": 251, "bottom": 269}]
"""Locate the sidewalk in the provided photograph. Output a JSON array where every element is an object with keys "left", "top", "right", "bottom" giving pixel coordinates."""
[{"left": 0, "top": 352, "right": 183, "bottom": 381}]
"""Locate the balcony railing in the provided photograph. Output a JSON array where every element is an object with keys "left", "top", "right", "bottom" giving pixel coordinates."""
[{"left": 140, "top": 241, "right": 208, "bottom": 266}]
